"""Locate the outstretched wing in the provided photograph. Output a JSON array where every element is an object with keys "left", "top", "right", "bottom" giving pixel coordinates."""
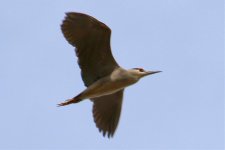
[
  {"left": 92, "top": 90, "right": 124, "bottom": 138},
  {"left": 61, "top": 12, "right": 119, "bottom": 86}
]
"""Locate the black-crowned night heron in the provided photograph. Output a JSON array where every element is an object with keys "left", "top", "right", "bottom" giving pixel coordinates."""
[{"left": 58, "top": 12, "right": 161, "bottom": 138}]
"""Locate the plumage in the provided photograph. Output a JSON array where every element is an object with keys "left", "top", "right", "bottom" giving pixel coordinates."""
[
  {"left": 61, "top": 12, "right": 118, "bottom": 86},
  {"left": 59, "top": 12, "right": 161, "bottom": 138},
  {"left": 92, "top": 90, "right": 124, "bottom": 138},
  {"left": 61, "top": 12, "right": 122, "bottom": 137}
]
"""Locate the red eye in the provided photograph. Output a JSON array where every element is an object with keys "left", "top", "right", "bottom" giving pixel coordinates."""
[
  {"left": 139, "top": 68, "right": 144, "bottom": 72},
  {"left": 133, "top": 68, "right": 145, "bottom": 72}
]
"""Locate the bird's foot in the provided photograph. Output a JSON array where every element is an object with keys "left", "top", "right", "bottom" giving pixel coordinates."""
[
  {"left": 57, "top": 99, "right": 74, "bottom": 107},
  {"left": 57, "top": 97, "right": 81, "bottom": 107}
]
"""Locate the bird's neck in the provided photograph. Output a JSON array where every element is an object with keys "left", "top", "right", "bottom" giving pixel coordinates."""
[{"left": 110, "top": 68, "right": 139, "bottom": 85}]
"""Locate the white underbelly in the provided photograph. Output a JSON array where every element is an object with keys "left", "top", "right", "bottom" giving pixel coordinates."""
[
  {"left": 79, "top": 74, "right": 138, "bottom": 100},
  {"left": 87, "top": 88, "right": 123, "bottom": 99}
]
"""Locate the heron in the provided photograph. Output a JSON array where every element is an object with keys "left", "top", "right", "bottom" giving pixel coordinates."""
[{"left": 58, "top": 12, "right": 161, "bottom": 138}]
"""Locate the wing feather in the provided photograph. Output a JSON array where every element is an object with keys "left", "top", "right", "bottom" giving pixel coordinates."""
[
  {"left": 61, "top": 12, "right": 119, "bottom": 86},
  {"left": 92, "top": 90, "right": 124, "bottom": 138}
]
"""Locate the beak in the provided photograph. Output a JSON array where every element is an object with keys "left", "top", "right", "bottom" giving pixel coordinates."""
[{"left": 144, "top": 71, "right": 162, "bottom": 76}]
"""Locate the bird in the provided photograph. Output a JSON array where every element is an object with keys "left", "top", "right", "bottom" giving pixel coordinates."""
[{"left": 58, "top": 12, "right": 161, "bottom": 138}]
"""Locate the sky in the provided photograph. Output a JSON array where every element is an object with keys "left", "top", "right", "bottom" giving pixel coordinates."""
[{"left": 0, "top": 0, "right": 224, "bottom": 149}]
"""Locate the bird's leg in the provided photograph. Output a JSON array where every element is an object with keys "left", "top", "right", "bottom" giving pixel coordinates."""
[{"left": 58, "top": 95, "right": 82, "bottom": 106}]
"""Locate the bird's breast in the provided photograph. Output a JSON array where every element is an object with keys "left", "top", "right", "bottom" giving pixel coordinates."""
[{"left": 80, "top": 74, "right": 137, "bottom": 99}]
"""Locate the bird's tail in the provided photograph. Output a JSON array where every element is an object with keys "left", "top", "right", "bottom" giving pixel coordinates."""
[{"left": 57, "top": 94, "right": 82, "bottom": 107}]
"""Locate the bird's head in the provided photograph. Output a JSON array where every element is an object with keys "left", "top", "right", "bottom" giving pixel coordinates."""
[{"left": 128, "top": 68, "right": 161, "bottom": 80}]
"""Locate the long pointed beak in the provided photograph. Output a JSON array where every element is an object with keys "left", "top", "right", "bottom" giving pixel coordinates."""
[{"left": 145, "top": 71, "right": 162, "bottom": 76}]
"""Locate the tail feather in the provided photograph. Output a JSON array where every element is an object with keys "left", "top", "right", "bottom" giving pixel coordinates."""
[{"left": 58, "top": 94, "right": 82, "bottom": 107}]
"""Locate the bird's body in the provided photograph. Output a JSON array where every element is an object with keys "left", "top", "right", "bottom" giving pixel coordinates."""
[
  {"left": 79, "top": 68, "right": 138, "bottom": 98},
  {"left": 59, "top": 12, "right": 161, "bottom": 138},
  {"left": 59, "top": 67, "right": 140, "bottom": 105}
]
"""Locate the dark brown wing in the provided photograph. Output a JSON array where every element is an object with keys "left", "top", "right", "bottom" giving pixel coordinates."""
[
  {"left": 92, "top": 90, "right": 124, "bottom": 138},
  {"left": 61, "top": 12, "right": 119, "bottom": 86}
]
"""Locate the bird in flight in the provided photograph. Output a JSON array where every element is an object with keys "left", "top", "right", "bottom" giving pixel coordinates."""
[{"left": 59, "top": 12, "right": 161, "bottom": 138}]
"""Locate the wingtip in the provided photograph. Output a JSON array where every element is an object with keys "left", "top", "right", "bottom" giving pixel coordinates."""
[{"left": 100, "top": 130, "right": 114, "bottom": 139}]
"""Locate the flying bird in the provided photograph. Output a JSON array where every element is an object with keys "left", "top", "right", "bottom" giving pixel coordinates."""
[{"left": 59, "top": 12, "right": 161, "bottom": 138}]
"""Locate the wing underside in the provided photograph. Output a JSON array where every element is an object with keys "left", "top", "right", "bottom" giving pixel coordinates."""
[{"left": 91, "top": 90, "right": 124, "bottom": 138}]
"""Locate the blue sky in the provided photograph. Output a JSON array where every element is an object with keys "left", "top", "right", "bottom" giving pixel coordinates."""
[{"left": 0, "top": 0, "right": 224, "bottom": 149}]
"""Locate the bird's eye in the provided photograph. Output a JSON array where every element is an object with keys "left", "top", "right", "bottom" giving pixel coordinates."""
[
  {"left": 139, "top": 68, "right": 144, "bottom": 72},
  {"left": 133, "top": 68, "right": 145, "bottom": 72}
]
